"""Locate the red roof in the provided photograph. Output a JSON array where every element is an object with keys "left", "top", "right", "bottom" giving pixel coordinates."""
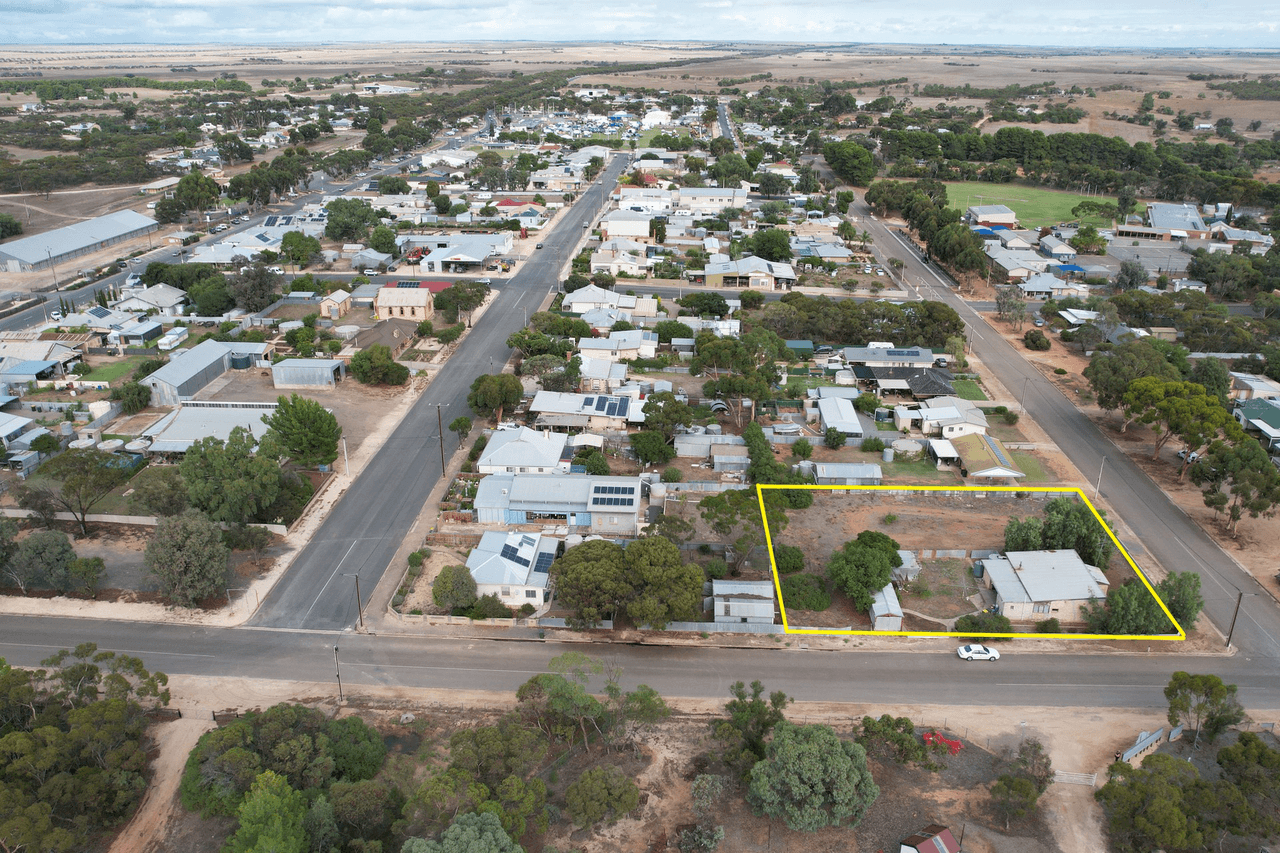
[
  {"left": 382, "top": 280, "right": 453, "bottom": 292},
  {"left": 496, "top": 198, "right": 523, "bottom": 207},
  {"left": 901, "top": 825, "right": 960, "bottom": 853}
]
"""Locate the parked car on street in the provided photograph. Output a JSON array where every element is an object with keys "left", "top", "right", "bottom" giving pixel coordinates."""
[{"left": 957, "top": 644, "right": 1000, "bottom": 662}]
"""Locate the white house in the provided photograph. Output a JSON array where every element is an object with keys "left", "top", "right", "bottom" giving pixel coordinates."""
[
  {"left": 466, "top": 531, "right": 558, "bottom": 610},
  {"left": 477, "top": 427, "right": 570, "bottom": 475},
  {"left": 600, "top": 209, "right": 653, "bottom": 241},
  {"left": 980, "top": 550, "right": 1110, "bottom": 624},
  {"left": 112, "top": 283, "right": 187, "bottom": 316}
]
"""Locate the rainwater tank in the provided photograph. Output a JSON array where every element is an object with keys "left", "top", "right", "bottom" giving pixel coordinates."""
[{"left": 230, "top": 353, "right": 252, "bottom": 370}]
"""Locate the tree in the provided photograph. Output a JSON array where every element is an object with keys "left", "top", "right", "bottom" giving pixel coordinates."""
[
  {"left": 449, "top": 416, "right": 473, "bottom": 447},
  {"left": 630, "top": 431, "right": 677, "bottom": 466},
  {"left": 467, "top": 374, "right": 522, "bottom": 422},
  {"left": 369, "top": 224, "right": 397, "bottom": 255},
  {"left": 129, "top": 467, "right": 188, "bottom": 517},
  {"left": 350, "top": 344, "right": 409, "bottom": 386},
  {"left": 822, "top": 141, "right": 876, "bottom": 186},
  {"left": 228, "top": 261, "right": 282, "bottom": 312},
  {"left": 1193, "top": 437, "right": 1280, "bottom": 535},
  {"left": 827, "top": 534, "right": 899, "bottom": 611},
  {"left": 649, "top": 217, "right": 667, "bottom": 243},
  {"left": 548, "top": 540, "right": 632, "bottom": 629},
  {"left": 0, "top": 211, "right": 24, "bottom": 239},
  {"left": 750, "top": 228, "right": 792, "bottom": 262},
  {"left": 756, "top": 172, "right": 791, "bottom": 197},
  {"left": 110, "top": 380, "right": 152, "bottom": 415},
  {"left": 653, "top": 319, "right": 694, "bottom": 343},
  {"left": 1096, "top": 755, "right": 1206, "bottom": 853},
  {"left": 564, "top": 766, "right": 639, "bottom": 828},
  {"left": 1069, "top": 223, "right": 1107, "bottom": 254},
  {"left": 624, "top": 536, "right": 702, "bottom": 629},
  {"left": 25, "top": 448, "right": 131, "bottom": 536},
  {"left": 1083, "top": 580, "right": 1172, "bottom": 636},
  {"left": 1115, "top": 260, "right": 1149, "bottom": 291},
  {"left": 279, "top": 230, "right": 321, "bottom": 268},
  {"left": 1188, "top": 356, "right": 1231, "bottom": 406},
  {"left": 1023, "top": 329, "right": 1051, "bottom": 350},
  {"left": 1003, "top": 516, "right": 1044, "bottom": 552},
  {"left": 580, "top": 450, "right": 610, "bottom": 475},
  {"left": 224, "top": 770, "right": 306, "bottom": 853},
  {"left": 432, "top": 565, "right": 478, "bottom": 613},
  {"left": 1156, "top": 571, "right": 1204, "bottom": 630},
  {"left": 746, "top": 722, "right": 878, "bottom": 832},
  {"left": 325, "top": 198, "right": 381, "bottom": 241},
  {"left": 640, "top": 391, "right": 693, "bottom": 440},
  {"left": 28, "top": 432, "right": 61, "bottom": 456},
  {"left": 145, "top": 510, "right": 230, "bottom": 607},
  {"left": 180, "top": 427, "right": 281, "bottom": 525},
  {"left": 8, "top": 529, "right": 75, "bottom": 594},
  {"left": 402, "top": 812, "right": 522, "bottom": 853},
  {"left": 259, "top": 394, "right": 342, "bottom": 469},
  {"left": 823, "top": 426, "right": 845, "bottom": 450},
  {"left": 1165, "top": 672, "right": 1245, "bottom": 749},
  {"left": 990, "top": 774, "right": 1039, "bottom": 831},
  {"left": 739, "top": 289, "right": 765, "bottom": 310},
  {"left": 698, "top": 488, "right": 767, "bottom": 572},
  {"left": 1084, "top": 339, "right": 1181, "bottom": 413},
  {"left": 378, "top": 175, "right": 410, "bottom": 196},
  {"left": 174, "top": 170, "right": 222, "bottom": 214},
  {"left": 791, "top": 438, "right": 813, "bottom": 460},
  {"left": 714, "top": 680, "right": 791, "bottom": 777}
]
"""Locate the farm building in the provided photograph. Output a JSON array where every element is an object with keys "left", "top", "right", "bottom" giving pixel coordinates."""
[
  {"left": 142, "top": 339, "right": 274, "bottom": 406},
  {"left": 980, "top": 549, "right": 1110, "bottom": 624},
  {"left": 0, "top": 210, "right": 158, "bottom": 273},
  {"left": 271, "top": 358, "right": 345, "bottom": 389}
]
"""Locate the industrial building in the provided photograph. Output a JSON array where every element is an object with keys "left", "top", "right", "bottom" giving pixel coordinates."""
[
  {"left": 270, "top": 358, "right": 345, "bottom": 389},
  {"left": 0, "top": 211, "right": 158, "bottom": 273},
  {"left": 142, "top": 339, "right": 274, "bottom": 406}
]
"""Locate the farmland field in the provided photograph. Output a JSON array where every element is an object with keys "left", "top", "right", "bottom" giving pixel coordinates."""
[{"left": 944, "top": 181, "right": 1116, "bottom": 229}]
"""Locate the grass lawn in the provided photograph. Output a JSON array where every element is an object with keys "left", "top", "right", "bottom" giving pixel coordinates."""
[
  {"left": 80, "top": 356, "right": 147, "bottom": 384},
  {"left": 881, "top": 456, "right": 963, "bottom": 484},
  {"left": 636, "top": 127, "right": 689, "bottom": 148},
  {"left": 1009, "top": 451, "right": 1051, "bottom": 484},
  {"left": 951, "top": 379, "right": 988, "bottom": 401},
  {"left": 986, "top": 422, "right": 1028, "bottom": 443},
  {"left": 945, "top": 181, "right": 1113, "bottom": 229}
]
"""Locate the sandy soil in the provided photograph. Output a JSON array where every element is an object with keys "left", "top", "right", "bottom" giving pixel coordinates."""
[{"left": 107, "top": 716, "right": 216, "bottom": 853}]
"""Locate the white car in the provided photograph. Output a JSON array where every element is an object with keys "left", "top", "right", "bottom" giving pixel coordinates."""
[
  {"left": 1177, "top": 449, "right": 1200, "bottom": 464},
  {"left": 49, "top": 310, "right": 64, "bottom": 321},
  {"left": 957, "top": 644, "right": 1000, "bottom": 662},
  {"left": 494, "top": 422, "right": 519, "bottom": 431},
  {"left": 267, "top": 266, "right": 284, "bottom": 275}
]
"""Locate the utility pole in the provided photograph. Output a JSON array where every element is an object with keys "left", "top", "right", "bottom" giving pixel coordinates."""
[
  {"left": 344, "top": 574, "right": 364, "bottom": 631},
  {"left": 333, "top": 645, "right": 343, "bottom": 702},
  {"left": 1095, "top": 456, "right": 1107, "bottom": 499},
  {"left": 1226, "top": 592, "right": 1255, "bottom": 649},
  {"left": 436, "top": 404, "right": 446, "bottom": 473}
]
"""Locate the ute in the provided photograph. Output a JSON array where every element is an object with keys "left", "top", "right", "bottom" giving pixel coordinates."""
[{"left": 403, "top": 246, "right": 425, "bottom": 265}]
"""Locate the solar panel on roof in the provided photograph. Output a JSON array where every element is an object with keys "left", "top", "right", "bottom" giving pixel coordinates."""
[
  {"left": 606, "top": 402, "right": 618, "bottom": 417},
  {"left": 533, "top": 552, "right": 555, "bottom": 574},
  {"left": 984, "top": 435, "right": 1012, "bottom": 468},
  {"left": 499, "top": 543, "right": 531, "bottom": 567},
  {"left": 595, "top": 397, "right": 609, "bottom": 412},
  {"left": 87, "top": 306, "right": 112, "bottom": 319},
  {"left": 887, "top": 349, "right": 913, "bottom": 356},
  {"left": 617, "top": 397, "right": 629, "bottom": 417},
  {"left": 396, "top": 280, "right": 418, "bottom": 288},
  {"left": 264, "top": 216, "right": 279, "bottom": 227}
]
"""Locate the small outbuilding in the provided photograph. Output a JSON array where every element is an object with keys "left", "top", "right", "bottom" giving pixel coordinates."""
[
  {"left": 707, "top": 579, "right": 776, "bottom": 625},
  {"left": 870, "top": 583, "right": 903, "bottom": 632},
  {"left": 271, "top": 358, "right": 345, "bottom": 389},
  {"left": 814, "top": 462, "right": 883, "bottom": 486}
]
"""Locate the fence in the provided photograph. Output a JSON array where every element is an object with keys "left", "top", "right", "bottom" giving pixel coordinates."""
[
  {"left": 1121, "top": 727, "right": 1165, "bottom": 764},
  {"left": 85, "top": 346, "right": 159, "bottom": 356},
  {"left": 0, "top": 508, "right": 286, "bottom": 535},
  {"left": 662, "top": 621, "right": 784, "bottom": 634},
  {"left": 423, "top": 531, "right": 484, "bottom": 549}
]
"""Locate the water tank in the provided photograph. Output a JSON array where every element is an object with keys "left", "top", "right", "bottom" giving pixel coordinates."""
[
  {"left": 564, "top": 534, "right": 584, "bottom": 549},
  {"left": 797, "top": 460, "right": 816, "bottom": 477},
  {"left": 68, "top": 438, "right": 96, "bottom": 450},
  {"left": 973, "top": 560, "right": 985, "bottom": 579},
  {"left": 230, "top": 353, "right": 252, "bottom": 370},
  {"left": 60, "top": 422, "right": 75, "bottom": 437},
  {"left": 882, "top": 447, "right": 895, "bottom": 463},
  {"left": 279, "top": 320, "right": 304, "bottom": 333},
  {"left": 125, "top": 439, "right": 151, "bottom": 455},
  {"left": 705, "top": 424, "right": 722, "bottom": 435},
  {"left": 650, "top": 482, "right": 667, "bottom": 501},
  {"left": 335, "top": 325, "right": 360, "bottom": 340},
  {"left": 892, "top": 439, "right": 923, "bottom": 454},
  {"left": 96, "top": 439, "right": 124, "bottom": 453},
  {"left": 688, "top": 425, "right": 705, "bottom": 435}
]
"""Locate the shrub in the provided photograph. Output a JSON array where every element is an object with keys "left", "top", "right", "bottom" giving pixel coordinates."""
[
  {"left": 1023, "top": 329, "right": 1051, "bottom": 351},
  {"left": 661, "top": 466, "right": 683, "bottom": 483},
  {"left": 772, "top": 544, "right": 805, "bottom": 575},
  {"left": 468, "top": 593, "right": 512, "bottom": 619},
  {"left": 990, "top": 405, "right": 1009, "bottom": 415},
  {"left": 955, "top": 611, "right": 1012, "bottom": 640},
  {"left": 1035, "top": 618, "right": 1061, "bottom": 633},
  {"left": 1002, "top": 411, "right": 1020, "bottom": 425},
  {"left": 882, "top": 514, "right": 898, "bottom": 525},
  {"left": 860, "top": 437, "right": 885, "bottom": 453},
  {"left": 823, "top": 427, "right": 845, "bottom": 450},
  {"left": 222, "top": 524, "right": 272, "bottom": 553},
  {"left": 408, "top": 548, "right": 430, "bottom": 568},
  {"left": 791, "top": 437, "right": 813, "bottom": 460},
  {"left": 704, "top": 558, "right": 728, "bottom": 580},
  {"left": 780, "top": 574, "right": 830, "bottom": 611},
  {"left": 1054, "top": 367, "right": 1068, "bottom": 375},
  {"left": 391, "top": 594, "right": 404, "bottom": 607},
  {"left": 519, "top": 602, "right": 536, "bottom": 617}
]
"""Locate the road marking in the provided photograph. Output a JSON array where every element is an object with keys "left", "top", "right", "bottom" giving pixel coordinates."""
[
  {"left": 301, "top": 540, "right": 361, "bottom": 623},
  {"left": 0, "top": 641, "right": 216, "bottom": 658}
]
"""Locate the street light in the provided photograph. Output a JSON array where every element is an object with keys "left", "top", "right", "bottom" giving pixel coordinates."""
[
  {"left": 333, "top": 645, "right": 343, "bottom": 702},
  {"left": 343, "top": 574, "right": 365, "bottom": 631}
]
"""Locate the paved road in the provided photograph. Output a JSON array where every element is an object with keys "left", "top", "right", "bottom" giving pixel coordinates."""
[
  {"left": 2, "top": 616, "right": 1278, "bottom": 711},
  {"left": 249, "top": 153, "right": 632, "bottom": 630},
  {"left": 850, "top": 195, "right": 1280, "bottom": 665}
]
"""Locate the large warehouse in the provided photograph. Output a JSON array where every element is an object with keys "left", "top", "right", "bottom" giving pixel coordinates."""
[
  {"left": 142, "top": 339, "right": 274, "bottom": 406},
  {"left": 0, "top": 210, "right": 159, "bottom": 273}
]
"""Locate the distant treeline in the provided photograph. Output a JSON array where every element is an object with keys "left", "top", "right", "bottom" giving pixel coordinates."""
[
  {"left": 1207, "top": 78, "right": 1280, "bottom": 101},
  {"left": 918, "top": 81, "right": 1058, "bottom": 99},
  {"left": 0, "top": 75, "right": 252, "bottom": 99}
]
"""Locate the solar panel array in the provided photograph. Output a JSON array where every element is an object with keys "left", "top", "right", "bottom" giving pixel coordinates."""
[
  {"left": 264, "top": 215, "right": 279, "bottom": 227},
  {"left": 87, "top": 306, "right": 112, "bottom": 319},
  {"left": 499, "top": 543, "right": 532, "bottom": 568},
  {"left": 396, "top": 281, "right": 419, "bottom": 288},
  {"left": 533, "top": 552, "right": 555, "bottom": 574},
  {"left": 591, "top": 484, "right": 636, "bottom": 508},
  {"left": 984, "top": 435, "right": 1012, "bottom": 468}
]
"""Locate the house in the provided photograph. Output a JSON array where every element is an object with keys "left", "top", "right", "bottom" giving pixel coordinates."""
[
  {"left": 1230, "top": 371, "right": 1280, "bottom": 402},
  {"left": 988, "top": 248, "right": 1051, "bottom": 282},
  {"left": 965, "top": 204, "right": 1017, "bottom": 227},
  {"left": 318, "top": 290, "right": 352, "bottom": 320},
  {"left": 466, "top": 530, "right": 558, "bottom": 610},
  {"left": 1210, "top": 222, "right": 1274, "bottom": 252},
  {"left": 562, "top": 284, "right": 660, "bottom": 316},
  {"left": 529, "top": 167, "right": 584, "bottom": 193},
  {"left": 674, "top": 432, "right": 745, "bottom": 460},
  {"left": 57, "top": 306, "right": 144, "bottom": 334},
  {"left": 1234, "top": 398, "right": 1280, "bottom": 450},
  {"left": 351, "top": 248, "right": 393, "bottom": 271},
  {"left": 694, "top": 256, "right": 797, "bottom": 290},
  {"left": 143, "top": 401, "right": 277, "bottom": 453},
  {"left": 866, "top": 366, "right": 954, "bottom": 399},
  {"left": 529, "top": 391, "right": 646, "bottom": 431},
  {"left": 1039, "top": 234, "right": 1077, "bottom": 262},
  {"left": 474, "top": 473, "right": 643, "bottom": 535},
  {"left": 814, "top": 462, "right": 883, "bottom": 486},
  {"left": 843, "top": 345, "right": 935, "bottom": 369},
  {"left": 899, "top": 825, "right": 962, "bottom": 853},
  {"left": 980, "top": 549, "right": 1109, "bottom": 623},
  {"left": 1018, "top": 272, "right": 1088, "bottom": 300},
  {"left": 580, "top": 306, "right": 631, "bottom": 332},
  {"left": 142, "top": 339, "right": 274, "bottom": 406},
  {"left": 906, "top": 396, "right": 989, "bottom": 439},
  {"left": 576, "top": 329, "right": 658, "bottom": 363},
  {"left": 816, "top": 397, "right": 863, "bottom": 439},
  {"left": 790, "top": 236, "right": 854, "bottom": 263},
  {"left": 590, "top": 245, "right": 652, "bottom": 277},
  {"left": 477, "top": 426, "right": 570, "bottom": 474},
  {"left": 949, "top": 433, "right": 1024, "bottom": 481},
  {"left": 708, "top": 579, "right": 775, "bottom": 624},
  {"left": 578, "top": 357, "right": 628, "bottom": 393},
  {"left": 112, "top": 283, "right": 187, "bottom": 316},
  {"left": 374, "top": 282, "right": 435, "bottom": 321},
  {"left": 600, "top": 209, "right": 653, "bottom": 241},
  {"left": 677, "top": 187, "right": 749, "bottom": 215},
  {"left": 109, "top": 319, "right": 164, "bottom": 347},
  {"left": 1058, "top": 308, "right": 1101, "bottom": 328},
  {"left": 997, "top": 230, "right": 1034, "bottom": 251},
  {"left": 349, "top": 319, "right": 419, "bottom": 359},
  {"left": 870, "top": 583, "right": 903, "bottom": 631}
]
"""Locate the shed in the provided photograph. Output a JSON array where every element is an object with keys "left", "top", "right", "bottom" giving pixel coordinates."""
[
  {"left": 785, "top": 339, "right": 814, "bottom": 357},
  {"left": 870, "top": 583, "right": 903, "bottom": 632},
  {"left": 892, "top": 550, "right": 922, "bottom": 585},
  {"left": 271, "top": 358, "right": 345, "bottom": 389},
  {"left": 814, "top": 462, "right": 883, "bottom": 486},
  {"left": 708, "top": 579, "right": 775, "bottom": 625}
]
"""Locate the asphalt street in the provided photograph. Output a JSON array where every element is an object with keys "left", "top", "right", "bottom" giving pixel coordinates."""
[{"left": 249, "top": 152, "right": 632, "bottom": 629}]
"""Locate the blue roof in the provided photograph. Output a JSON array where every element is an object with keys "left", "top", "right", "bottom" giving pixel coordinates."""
[
  {"left": 8, "top": 360, "right": 57, "bottom": 375},
  {"left": 1054, "top": 264, "right": 1085, "bottom": 273}
]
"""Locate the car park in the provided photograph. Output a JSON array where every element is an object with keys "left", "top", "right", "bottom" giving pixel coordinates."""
[{"left": 957, "top": 644, "right": 1000, "bottom": 662}]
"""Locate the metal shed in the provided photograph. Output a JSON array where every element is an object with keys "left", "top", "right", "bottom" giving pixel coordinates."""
[
  {"left": 271, "top": 358, "right": 345, "bottom": 389},
  {"left": 870, "top": 583, "right": 903, "bottom": 631}
]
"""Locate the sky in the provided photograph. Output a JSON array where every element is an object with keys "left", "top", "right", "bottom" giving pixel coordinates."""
[{"left": 1, "top": 0, "right": 1278, "bottom": 47}]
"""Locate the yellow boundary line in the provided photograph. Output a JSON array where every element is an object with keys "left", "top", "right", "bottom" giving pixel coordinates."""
[{"left": 755, "top": 484, "right": 1185, "bottom": 641}]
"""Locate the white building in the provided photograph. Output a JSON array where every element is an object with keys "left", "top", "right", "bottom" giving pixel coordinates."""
[
  {"left": 477, "top": 427, "right": 570, "bottom": 474},
  {"left": 466, "top": 531, "right": 558, "bottom": 610}
]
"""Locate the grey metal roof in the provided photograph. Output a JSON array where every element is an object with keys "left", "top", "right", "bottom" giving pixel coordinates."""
[
  {"left": 986, "top": 550, "right": 1108, "bottom": 604},
  {"left": 142, "top": 404, "right": 275, "bottom": 453},
  {"left": 145, "top": 339, "right": 270, "bottom": 390},
  {"left": 0, "top": 210, "right": 156, "bottom": 265},
  {"left": 479, "top": 427, "right": 567, "bottom": 470},
  {"left": 815, "top": 462, "right": 882, "bottom": 479},
  {"left": 1148, "top": 203, "right": 1207, "bottom": 232},
  {"left": 871, "top": 583, "right": 903, "bottom": 618},
  {"left": 466, "top": 530, "right": 556, "bottom": 588}
]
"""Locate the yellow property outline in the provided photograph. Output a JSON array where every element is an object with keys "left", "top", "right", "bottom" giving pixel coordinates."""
[{"left": 756, "top": 484, "right": 1185, "bottom": 641}]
